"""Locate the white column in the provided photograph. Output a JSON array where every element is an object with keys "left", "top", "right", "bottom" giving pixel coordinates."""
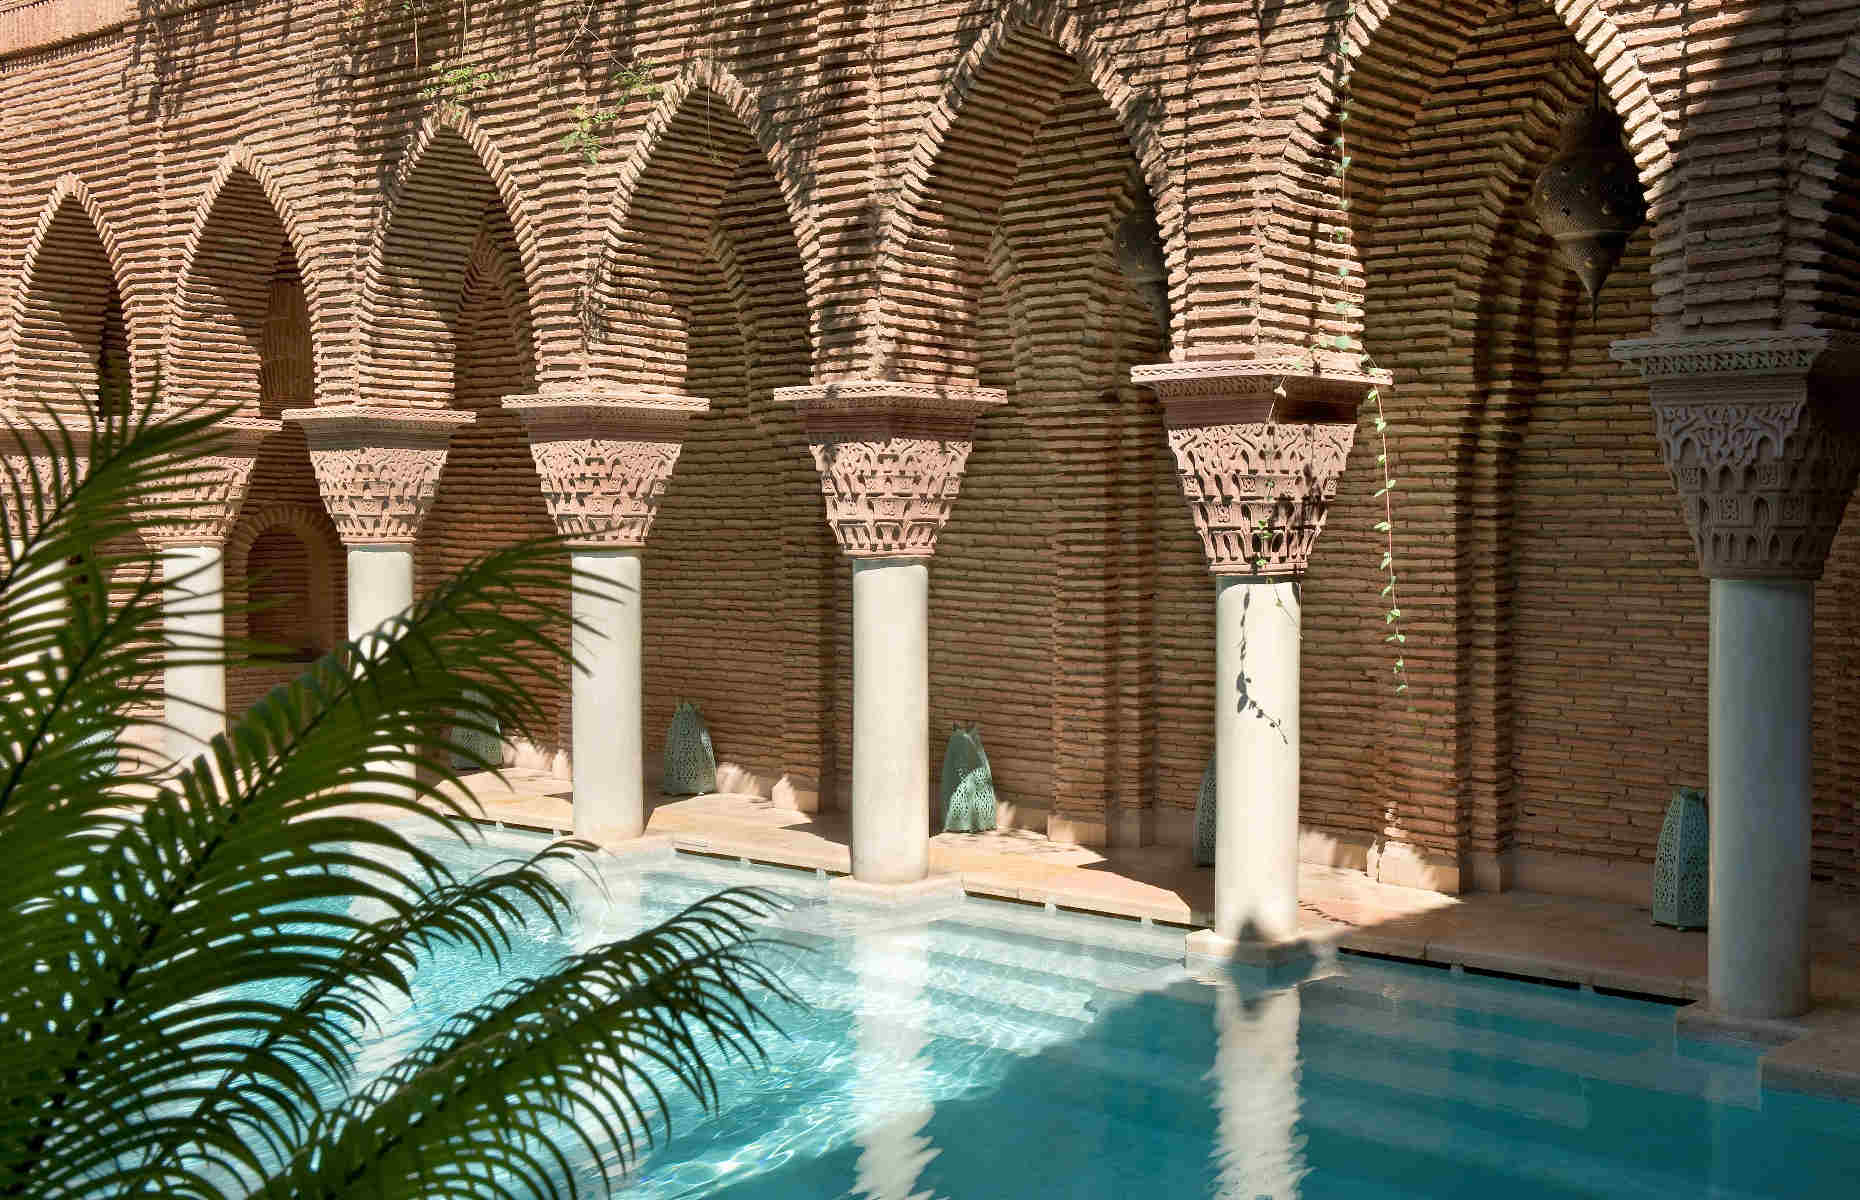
[
  {"left": 161, "top": 545, "right": 226, "bottom": 764},
  {"left": 1708, "top": 578, "right": 1814, "bottom": 1019},
  {"left": 346, "top": 545, "right": 418, "bottom": 795},
  {"left": 346, "top": 545, "right": 415, "bottom": 646},
  {"left": 1213, "top": 575, "right": 1302, "bottom": 945},
  {"left": 851, "top": 558, "right": 930, "bottom": 885},
  {"left": 570, "top": 549, "right": 643, "bottom": 839}
]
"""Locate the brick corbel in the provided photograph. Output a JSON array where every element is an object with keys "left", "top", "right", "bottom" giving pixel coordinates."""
[
  {"left": 774, "top": 380, "right": 1008, "bottom": 558},
  {"left": 138, "top": 416, "right": 281, "bottom": 549},
  {"left": 1130, "top": 360, "right": 1385, "bottom": 576},
  {"left": 501, "top": 389, "right": 710, "bottom": 550},
  {"left": 281, "top": 405, "right": 474, "bottom": 548},
  {"left": 1611, "top": 331, "right": 1860, "bottom": 581}
]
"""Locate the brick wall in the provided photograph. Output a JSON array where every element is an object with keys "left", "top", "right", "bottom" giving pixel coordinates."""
[{"left": 4, "top": 0, "right": 1859, "bottom": 893}]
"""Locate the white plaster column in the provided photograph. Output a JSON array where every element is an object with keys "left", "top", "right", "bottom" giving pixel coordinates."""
[
  {"left": 141, "top": 415, "right": 276, "bottom": 767},
  {"left": 852, "top": 558, "right": 931, "bottom": 884},
  {"left": 570, "top": 549, "right": 644, "bottom": 838},
  {"left": 1709, "top": 579, "right": 1815, "bottom": 1017},
  {"left": 1612, "top": 333, "right": 1860, "bottom": 1020},
  {"left": 286, "top": 404, "right": 472, "bottom": 800},
  {"left": 779, "top": 380, "right": 1006, "bottom": 892},
  {"left": 345, "top": 544, "right": 415, "bottom": 649},
  {"left": 161, "top": 544, "right": 226, "bottom": 763},
  {"left": 1214, "top": 575, "right": 1303, "bottom": 943},
  {"left": 504, "top": 391, "right": 708, "bottom": 841},
  {"left": 1133, "top": 361, "right": 1371, "bottom": 961}
]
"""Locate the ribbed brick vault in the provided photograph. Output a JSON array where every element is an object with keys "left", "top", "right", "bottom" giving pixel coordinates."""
[{"left": 4, "top": 0, "right": 1860, "bottom": 896}]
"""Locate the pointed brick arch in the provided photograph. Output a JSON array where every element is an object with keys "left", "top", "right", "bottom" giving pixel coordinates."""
[
  {"left": 1793, "top": 31, "right": 1860, "bottom": 330},
  {"left": 165, "top": 147, "right": 330, "bottom": 416},
  {"left": 595, "top": 58, "right": 822, "bottom": 386},
  {"left": 876, "top": 12, "right": 1173, "bottom": 384},
  {"left": 589, "top": 65, "right": 815, "bottom": 392},
  {"left": 1259, "top": 0, "right": 1677, "bottom": 356},
  {"left": 360, "top": 110, "right": 542, "bottom": 407},
  {"left": 3, "top": 175, "right": 136, "bottom": 410}
]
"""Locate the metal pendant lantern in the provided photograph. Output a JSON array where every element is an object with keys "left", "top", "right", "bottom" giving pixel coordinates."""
[{"left": 1529, "top": 101, "right": 1646, "bottom": 315}]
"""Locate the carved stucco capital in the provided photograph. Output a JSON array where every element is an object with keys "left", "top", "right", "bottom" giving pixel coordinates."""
[
  {"left": 282, "top": 405, "right": 474, "bottom": 547},
  {"left": 1612, "top": 332, "right": 1860, "bottom": 580},
  {"left": 1133, "top": 361, "right": 1382, "bottom": 576},
  {"left": 780, "top": 380, "right": 1007, "bottom": 559},
  {"left": 0, "top": 416, "right": 92, "bottom": 540},
  {"left": 503, "top": 390, "right": 709, "bottom": 549},
  {"left": 138, "top": 416, "right": 281, "bottom": 548}
]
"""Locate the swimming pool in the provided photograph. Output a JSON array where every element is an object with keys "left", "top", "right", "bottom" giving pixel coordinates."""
[{"left": 351, "top": 827, "right": 1860, "bottom": 1198}]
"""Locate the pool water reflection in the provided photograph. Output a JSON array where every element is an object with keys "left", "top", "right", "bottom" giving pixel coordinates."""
[{"left": 361, "top": 828, "right": 1860, "bottom": 1198}]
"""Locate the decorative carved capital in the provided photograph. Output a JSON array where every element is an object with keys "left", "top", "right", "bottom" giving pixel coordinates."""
[
  {"left": 1165, "top": 422, "right": 1358, "bottom": 575},
  {"left": 503, "top": 390, "right": 709, "bottom": 549},
  {"left": 1133, "top": 361, "right": 1381, "bottom": 576},
  {"left": 781, "top": 380, "right": 1005, "bottom": 559},
  {"left": 282, "top": 405, "right": 474, "bottom": 547},
  {"left": 138, "top": 417, "right": 280, "bottom": 548},
  {"left": 809, "top": 437, "right": 974, "bottom": 558},
  {"left": 1612, "top": 332, "right": 1860, "bottom": 579},
  {"left": 0, "top": 416, "right": 92, "bottom": 540}
]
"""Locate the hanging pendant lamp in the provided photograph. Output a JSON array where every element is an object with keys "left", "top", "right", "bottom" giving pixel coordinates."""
[{"left": 1529, "top": 97, "right": 1647, "bottom": 316}]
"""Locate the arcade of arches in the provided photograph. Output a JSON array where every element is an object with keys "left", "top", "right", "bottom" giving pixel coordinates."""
[{"left": 6, "top": 0, "right": 1860, "bottom": 1019}]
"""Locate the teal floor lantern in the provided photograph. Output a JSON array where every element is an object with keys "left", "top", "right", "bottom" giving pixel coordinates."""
[
  {"left": 1652, "top": 786, "right": 1708, "bottom": 930},
  {"left": 446, "top": 689, "right": 501, "bottom": 772},
  {"left": 663, "top": 700, "right": 718, "bottom": 795},
  {"left": 1194, "top": 754, "right": 1216, "bottom": 867},
  {"left": 940, "top": 722, "right": 998, "bottom": 833}
]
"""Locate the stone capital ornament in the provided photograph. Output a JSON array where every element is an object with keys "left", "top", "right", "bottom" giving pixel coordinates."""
[
  {"left": 502, "top": 390, "right": 709, "bottom": 550},
  {"left": 282, "top": 404, "right": 474, "bottom": 547},
  {"left": 137, "top": 416, "right": 281, "bottom": 549},
  {"left": 0, "top": 414, "right": 96, "bottom": 540},
  {"left": 1131, "top": 360, "right": 1382, "bottom": 576},
  {"left": 775, "top": 380, "right": 1007, "bottom": 559},
  {"left": 1611, "top": 332, "right": 1860, "bottom": 580}
]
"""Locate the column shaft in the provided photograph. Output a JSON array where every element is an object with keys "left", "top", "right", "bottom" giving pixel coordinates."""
[
  {"left": 1709, "top": 578, "right": 1814, "bottom": 1019},
  {"left": 161, "top": 545, "right": 226, "bottom": 764},
  {"left": 851, "top": 558, "right": 930, "bottom": 884},
  {"left": 1214, "top": 575, "right": 1302, "bottom": 943},
  {"left": 346, "top": 545, "right": 417, "bottom": 795},
  {"left": 570, "top": 550, "right": 644, "bottom": 839}
]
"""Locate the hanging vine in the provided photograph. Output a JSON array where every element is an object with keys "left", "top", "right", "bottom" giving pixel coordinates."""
[{"left": 1320, "top": 0, "right": 1411, "bottom": 704}]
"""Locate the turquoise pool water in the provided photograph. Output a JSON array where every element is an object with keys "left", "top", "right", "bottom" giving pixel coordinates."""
[{"left": 348, "top": 828, "right": 1859, "bottom": 1198}]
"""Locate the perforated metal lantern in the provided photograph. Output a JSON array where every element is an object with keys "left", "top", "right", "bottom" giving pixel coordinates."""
[{"left": 1529, "top": 103, "right": 1646, "bottom": 314}]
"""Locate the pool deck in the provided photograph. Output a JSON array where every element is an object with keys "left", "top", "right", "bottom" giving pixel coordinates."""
[{"left": 440, "top": 768, "right": 1860, "bottom": 1103}]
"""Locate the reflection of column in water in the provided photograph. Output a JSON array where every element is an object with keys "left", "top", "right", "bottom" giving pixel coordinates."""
[
  {"left": 567, "top": 852, "right": 639, "bottom": 953},
  {"left": 849, "top": 929, "right": 940, "bottom": 1200},
  {"left": 1209, "top": 983, "right": 1307, "bottom": 1200}
]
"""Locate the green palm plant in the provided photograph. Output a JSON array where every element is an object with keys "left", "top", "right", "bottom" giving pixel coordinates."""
[{"left": 0, "top": 397, "right": 792, "bottom": 1198}]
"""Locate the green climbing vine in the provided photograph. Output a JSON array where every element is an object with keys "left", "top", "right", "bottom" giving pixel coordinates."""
[{"left": 1320, "top": 0, "right": 1411, "bottom": 704}]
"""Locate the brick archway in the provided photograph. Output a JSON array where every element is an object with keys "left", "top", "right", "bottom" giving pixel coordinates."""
[{"left": 2, "top": 175, "right": 134, "bottom": 412}]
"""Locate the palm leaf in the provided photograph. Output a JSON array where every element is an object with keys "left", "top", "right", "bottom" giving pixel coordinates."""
[{"left": 0, "top": 398, "right": 793, "bottom": 1199}]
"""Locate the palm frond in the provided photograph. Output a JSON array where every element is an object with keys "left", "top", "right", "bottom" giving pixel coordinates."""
[
  {"left": 259, "top": 889, "right": 794, "bottom": 1200},
  {"left": 0, "top": 397, "right": 792, "bottom": 1200}
]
